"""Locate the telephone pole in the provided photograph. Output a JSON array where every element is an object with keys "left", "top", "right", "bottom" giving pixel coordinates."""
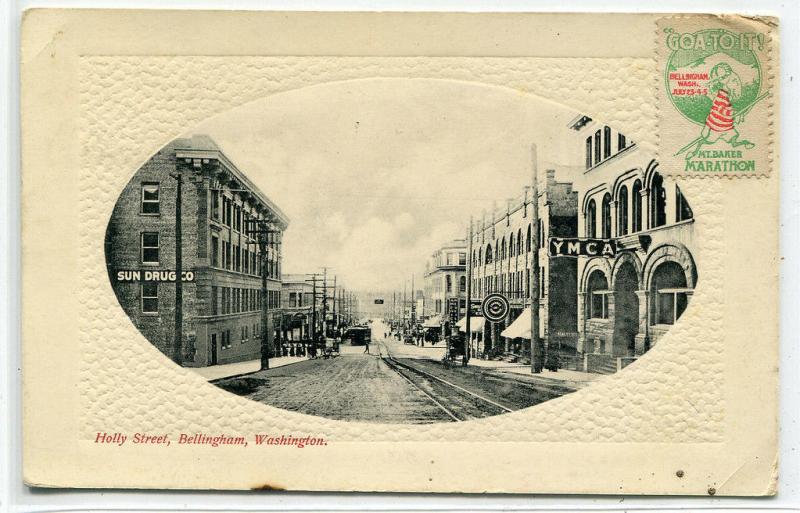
[
  {"left": 246, "top": 215, "right": 281, "bottom": 370},
  {"left": 465, "top": 216, "right": 473, "bottom": 365},
  {"left": 530, "top": 143, "right": 543, "bottom": 373},
  {"left": 305, "top": 273, "right": 323, "bottom": 349}
]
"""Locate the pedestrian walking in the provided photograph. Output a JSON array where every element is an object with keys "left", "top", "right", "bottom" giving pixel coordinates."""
[{"left": 363, "top": 338, "right": 370, "bottom": 354}]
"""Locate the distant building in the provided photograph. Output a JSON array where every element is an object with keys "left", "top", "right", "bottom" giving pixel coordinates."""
[
  {"left": 568, "top": 115, "right": 697, "bottom": 373},
  {"left": 105, "top": 135, "right": 289, "bottom": 367},
  {"left": 281, "top": 274, "right": 315, "bottom": 344},
  {"left": 467, "top": 170, "right": 578, "bottom": 362},
  {"left": 422, "top": 239, "right": 467, "bottom": 332}
]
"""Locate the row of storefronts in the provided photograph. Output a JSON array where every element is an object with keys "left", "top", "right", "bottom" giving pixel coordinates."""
[{"left": 416, "top": 115, "right": 697, "bottom": 374}]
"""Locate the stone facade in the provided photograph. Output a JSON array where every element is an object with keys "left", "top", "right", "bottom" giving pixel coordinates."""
[
  {"left": 105, "top": 135, "right": 289, "bottom": 367},
  {"left": 570, "top": 117, "right": 697, "bottom": 372}
]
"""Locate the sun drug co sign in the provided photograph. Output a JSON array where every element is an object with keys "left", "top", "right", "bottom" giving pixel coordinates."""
[{"left": 115, "top": 270, "right": 196, "bottom": 282}]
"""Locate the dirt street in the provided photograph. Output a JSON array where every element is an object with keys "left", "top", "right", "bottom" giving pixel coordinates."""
[{"left": 215, "top": 352, "right": 456, "bottom": 423}]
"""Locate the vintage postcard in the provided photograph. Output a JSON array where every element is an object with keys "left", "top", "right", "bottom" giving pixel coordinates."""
[{"left": 20, "top": 10, "right": 780, "bottom": 494}]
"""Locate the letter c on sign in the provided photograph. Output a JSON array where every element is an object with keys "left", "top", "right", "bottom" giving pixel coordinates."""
[{"left": 586, "top": 242, "right": 598, "bottom": 255}]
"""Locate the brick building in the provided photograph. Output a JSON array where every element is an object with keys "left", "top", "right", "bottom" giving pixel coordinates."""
[
  {"left": 105, "top": 135, "right": 289, "bottom": 367},
  {"left": 568, "top": 115, "right": 697, "bottom": 373},
  {"left": 467, "top": 170, "right": 579, "bottom": 362}
]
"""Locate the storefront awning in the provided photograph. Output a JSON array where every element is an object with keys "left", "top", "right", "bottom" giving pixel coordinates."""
[
  {"left": 456, "top": 316, "right": 485, "bottom": 333},
  {"left": 501, "top": 308, "right": 532, "bottom": 339},
  {"left": 422, "top": 315, "right": 442, "bottom": 328}
]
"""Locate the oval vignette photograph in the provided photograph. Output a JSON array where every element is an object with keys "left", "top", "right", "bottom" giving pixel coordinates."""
[{"left": 103, "top": 79, "right": 698, "bottom": 424}]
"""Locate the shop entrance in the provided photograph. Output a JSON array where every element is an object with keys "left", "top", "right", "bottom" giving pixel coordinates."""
[
  {"left": 210, "top": 333, "right": 218, "bottom": 365},
  {"left": 613, "top": 262, "right": 639, "bottom": 356}
]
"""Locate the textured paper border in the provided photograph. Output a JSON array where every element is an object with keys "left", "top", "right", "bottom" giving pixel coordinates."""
[{"left": 21, "top": 10, "right": 779, "bottom": 495}]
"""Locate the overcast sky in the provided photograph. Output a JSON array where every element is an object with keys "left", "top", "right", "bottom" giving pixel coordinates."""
[{"left": 189, "top": 79, "right": 582, "bottom": 292}]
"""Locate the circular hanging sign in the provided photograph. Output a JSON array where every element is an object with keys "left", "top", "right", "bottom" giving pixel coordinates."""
[{"left": 481, "top": 293, "right": 510, "bottom": 323}]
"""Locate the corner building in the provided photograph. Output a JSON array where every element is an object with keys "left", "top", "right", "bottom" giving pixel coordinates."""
[
  {"left": 569, "top": 116, "right": 697, "bottom": 373},
  {"left": 105, "top": 135, "right": 289, "bottom": 367}
]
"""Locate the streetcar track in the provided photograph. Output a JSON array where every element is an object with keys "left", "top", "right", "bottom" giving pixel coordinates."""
[{"left": 378, "top": 341, "right": 515, "bottom": 421}]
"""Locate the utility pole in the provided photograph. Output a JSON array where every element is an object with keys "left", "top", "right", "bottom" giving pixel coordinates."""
[
  {"left": 305, "top": 273, "right": 323, "bottom": 350},
  {"left": 530, "top": 143, "right": 543, "bottom": 373},
  {"left": 246, "top": 215, "right": 281, "bottom": 370},
  {"left": 465, "top": 216, "right": 473, "bottom": 365},
  {"left": 332, "top": 275, "right": 337, "bottom": 332},
  {"left": 320, "top": 267, "right": 330, "bottom": 338},
  {"left": 169, "top": 170, "right": 183, "bottom": 365}
]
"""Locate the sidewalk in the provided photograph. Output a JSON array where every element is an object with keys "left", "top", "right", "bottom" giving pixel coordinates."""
[
  {"left": 192, "top": 355, "right": 306, "bottom": 381},
  {"left": 467, "top": 357, "right": 600, "bottom": 384}
]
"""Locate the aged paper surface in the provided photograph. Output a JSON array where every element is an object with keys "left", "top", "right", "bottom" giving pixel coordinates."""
[{"left": 21, "top": 10, "right": 779, "bottom": 494}]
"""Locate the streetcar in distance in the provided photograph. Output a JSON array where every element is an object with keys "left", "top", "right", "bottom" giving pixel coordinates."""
[{"left": 343, "top": 325, "right": 372, "bottom": 346}]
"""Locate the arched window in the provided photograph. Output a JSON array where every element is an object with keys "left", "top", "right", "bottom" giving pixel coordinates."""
[
  {"left": 650, "top": 172, "right": 667, "bottom": 228},
  {"left": 676, "top": 185, "right": 693, "bottom": 222},
  {"left": 501, "top": 237, "right": 507, "bottom": 259},
  {"left": 601, "top": 193, "right": 612, "bottom": 238},
  {"left": 526, "top": 224, "right": 532, "bottom": 252},
  {"left": 539, "top": 219, "right": 545, "bottom": 248},
  {"left": 603, "top": 126, "right": 612, "bottom": 159},
  {"left": 508, "top": 233, "right": 515, "bottom": 257},
  {"left": 478, "top": 248, "right": 483, "bottom": 266},
  {"left": 585, "top": 136, "right": 593, "bottom": 169},
  {"left": 618, "top": 185, "right": 629, "bottom": 236},
  {"left": 459, "top": 276, "right": 466, "bottom": 293},
  {"left": 485, "top": 244, "right": 493, "bottom": 264},
  {"left": 587, "top": 270, "right": 610, "bottom": 319},
  {"left": 495, "top": 242, "right": 499, "bottom": 261},
  {"left": 632, "top": 179, "right": 642, "bottom": 232},
  {"left": 594, "top": 130, "right": 602, "bottom": 165},
  {"left": 517, "top": 229, "right": 523, "bottom": 254},
  {"left": 650, "top": 261, "right": 690, "bottom": 325},
  {"left": 586, "top": 199, "right": 597, "bottom": 238}
]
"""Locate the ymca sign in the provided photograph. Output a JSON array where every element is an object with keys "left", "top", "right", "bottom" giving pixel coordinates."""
[{"left": 548, "top": 237, "right": 618, "bottom": 258}]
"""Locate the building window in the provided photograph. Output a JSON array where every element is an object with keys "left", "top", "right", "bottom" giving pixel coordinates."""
[
  {"left": 539, "top": 219, "right": 545, "bottom": 248},
  {"left": 594, "top": 130, "right": 601, "bottom": 165},
  {"left": 526, "top": 225, "right": 531, "bottom": 252},
  {"left": 517, "top": 229, "right": 523, "bottom": 254},
  {"left": 587, "top": 270, "right": 609, "bottom": 319},
  {"left": 211, "top": 285, "right": 219, "bottom": 315},
  {"left": 650, "top": 261, "right": 690, "bottom": 325},
  {"left": 585, "top": 137, "right": 592, "bottom": 169},
  {"left": 141, "top": 183, "right": 160, "bottom": 215},
  {"left": 618, "top": 133, "right": 627, "bottom": 152},
  {"left": 211, "top": 191, "right": 220, "bottom": 220},
  {"left": 141, "top": 232, "right": 159, "bottom": 264},
  {"left": 222, "top": 330, "right": 231, "bottom": 349},
  {"left": 141, "top": 282, "right": 158, "bottom": 313},
  {"left": 225, "top": 242, "right": 232, "bottom": 270},
  {"left": 603, "top": 126, "right": 612, "bottom": 159},
  {"left": 617, "top": 186, "right": 629, "bottom": 236},
  {"left": 509, "top": 233, "right": 515, "bottom": 257},
  {"left": 241, "top": 326, "right": 247, "bottom": 344},
  {"left": 459, "top": 276, "right": 466, "bottom": 293},
  {"left": 632, "top": 179, "right": 642, "bottom": 232},
  {"left": 650, "top": 172, "right": 667, "bottom": 228},
  {"left": 601, "top": 193, "right": 612, "bottom": 238},
  {"left": 485, "top": 244, "right": 492, "bottom": 264},
  {"left": 211, "top": 235, "right": 219, "bottom": 267},
  {"left": 446, "top": 275, "right": 452, "bottom": 293},
  {"left": 676, "top": 185, "right": 693, "bottom": 222},
  {"left": 586, "top": 199, "right": 597, "bottom": 238}
]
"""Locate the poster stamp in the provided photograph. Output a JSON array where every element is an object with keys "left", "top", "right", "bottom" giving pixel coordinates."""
[{"left": 656, "top": 15, "right": 777, "bottom": 176}]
